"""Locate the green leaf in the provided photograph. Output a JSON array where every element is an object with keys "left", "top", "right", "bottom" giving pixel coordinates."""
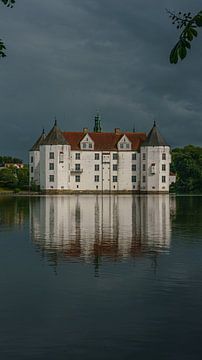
[
  {"left": 170, "top": 44, "right": 179, "bottom": 64},
  {"left": 195, "top": 15, "right": 202, "bottom": 27},
  {"left": 179, "top": 44, "right": 187, "bottom": 60},
  {"left": 1, "top": 0, "right": 15, "bottom": 7},
  {"left": 182, "top": 39, "right": 191, "bottom": 49},
  {"left": 190, "top": 27, "right": 198, "bottom": 37},
  {"left": 186, "top": 28, "right": 193, "bottom": 41}
]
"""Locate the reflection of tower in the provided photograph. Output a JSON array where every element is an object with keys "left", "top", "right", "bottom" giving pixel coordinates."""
[
  {"left": 30, "top": 194, "right": 174, "bottom": 265},
  {"left": 139, "top": 195, "right": 171, "bottom": 250}
]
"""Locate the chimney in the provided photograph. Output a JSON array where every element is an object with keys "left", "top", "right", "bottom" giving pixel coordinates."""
[
  {"left": 114, "top": 128, "right": 121, "bottom": 135},
  {"left": 83, "top": 128, "right": 89, "bottom": 133}
]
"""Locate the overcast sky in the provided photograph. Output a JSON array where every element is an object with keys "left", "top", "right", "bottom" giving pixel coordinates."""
[{"left": 0, "top": 0, "right": 202, "bottom": 160}]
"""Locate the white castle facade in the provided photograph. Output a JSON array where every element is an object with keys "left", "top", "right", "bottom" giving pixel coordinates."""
[{"left": 29, "top": 115, "right": 172, "bottom": 193}]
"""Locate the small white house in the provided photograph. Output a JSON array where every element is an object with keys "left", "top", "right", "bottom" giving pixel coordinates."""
[{"left": 29, "top": 115, "right": 172, "bottom": 193}]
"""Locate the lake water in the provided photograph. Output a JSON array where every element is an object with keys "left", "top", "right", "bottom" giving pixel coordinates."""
[{"left": 0, "top": 194, "right": 202, "bottom": 360}]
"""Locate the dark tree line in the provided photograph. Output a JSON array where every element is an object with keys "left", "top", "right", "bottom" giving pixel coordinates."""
[
  {"left": 0, "top": 155, "right": 22, "bottom": 164},
  {"left": 171, "top": 145, "right": 202, "bottom": 193},
  {"left": 0, "top": 166, "right": 29, "bottom": 190},
  {"left": 0, "top": 155, "right": 28, "bottom": 190}
]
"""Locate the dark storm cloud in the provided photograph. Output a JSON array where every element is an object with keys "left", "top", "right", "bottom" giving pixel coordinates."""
[{"left": 0, "top": 0, "right": 202, "bottom": 159}]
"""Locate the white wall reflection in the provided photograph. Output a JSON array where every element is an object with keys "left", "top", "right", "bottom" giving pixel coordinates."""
[{"left": 30, "top": 195, "right": 175, "bottom": 262}]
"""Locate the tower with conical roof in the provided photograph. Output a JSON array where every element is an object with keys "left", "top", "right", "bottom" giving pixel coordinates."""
[
  {"left": 93, "top": 112, "right": 102, "bottom": 132},
  {"left": 140, "top": 122, "right": 171, "bottom": 193},
  {"left": 29, "top": 129, "right": 46, "bottom": 187},
  {"left": 39, "top": 119, "right": 70, "bottom": 191}
]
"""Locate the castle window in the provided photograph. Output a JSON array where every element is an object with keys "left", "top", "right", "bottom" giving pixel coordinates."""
[
  {"left": 82, "top": 142, "right": 93, "bottom": 149},
  {"left": 143, "top": 164, "right": 146, "bottom": 171},
  {"left": 75, "top": 164, "right": 80, "bottom": 171},
  {"left": 132, "top": 153, "right": 136, "bottom": 160},
  {"left": 113, "top": 153, "right": 118, "bottom": 160},
  {"left": 142, "top": 175, "right": 146, "bottom": 183},
  {"left": 49, "top": 175, "right": 54, "bottom": 182},
  {"left": 132, "top": 164, "right": 136, "bottom": 171},
  {"left": 75, "top": 175, "right": 80, "bottom": 182},
  {"left": 95, "top": 164, "right": 99, "bottom": 171},
  {"left": 59, "top": 152, "right": 64, "bottom": 163},
  {"left": 142, "top": 153, "right": 146, "bottom": 160},
  {"left": 49, "top": 163, "right": 54, "bottom": 170},
  {"left": 162, "top": 164, "right": 166, "bottom": 171},
  {"left": 95, "top": 175, "right": 99, "bottom": 182},
  {"left": 119, "top": 143, "right": 130, "bottom": 150},
  {"left": 49, "top": 152, "right": 54, "bottom": 159},
  {"left": 31, "top": 156, "right": 33, "bottom": 163},
  {"left": 162, "top": 176, "right": 166, "bottom": 183},
  {"left": 162, "top": 153, "right": 166, "bottom": 160},
  {"left": 75, "top": 153, "right": 80, "bottom": 160},
  {"left": 113, "top": 164, "right": 117, "bottom": 171},
  {"left": 113, "top": 176, "right": 117, "bottom": 182},
  {"left": 31, "top": 167, "right": 33, "bottom": 173},
  {"left": 95, "top": 153, "right": 99, "bottom": 160},
  {"left": 151, "top": 163, "right": 156, "bottom": 174},
  {"left": 132, "top": 176, "right": 136, "bottom": 183}
]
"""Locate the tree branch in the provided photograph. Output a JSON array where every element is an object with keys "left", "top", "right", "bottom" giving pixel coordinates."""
[{"left": 168, "top": 9, "right": 202, "bottom": 64}]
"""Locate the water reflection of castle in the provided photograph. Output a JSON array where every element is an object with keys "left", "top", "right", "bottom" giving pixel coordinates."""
[{"left": 30, "top": 195, "right": 175, "bottom": 264}]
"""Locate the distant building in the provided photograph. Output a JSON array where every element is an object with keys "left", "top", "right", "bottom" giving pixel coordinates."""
[
  {"left": 0, "top": 163, "right": 24, "bottom": 169},
  {"left": 29, "top": 115, "right": 172, "bottom": 193},
  {"left": 4, "top": 163, "right": 24, "bottom": 169}
]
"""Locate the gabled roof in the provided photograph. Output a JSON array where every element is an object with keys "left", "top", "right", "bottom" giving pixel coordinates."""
[
  {"left": 118, "top": 134, "right": 131, "bottom": 144},
  {"left": 42, "top": 120, "right": 67, "bottom": 146},
  {"left": 30, "top": 129, "right": 46, "bottom": 151},
  {"left": 141, "top": 122, "right": 169, "bottom": 147},
  {"left": 62, "top": 132, "right": 146, "bottom": 151}
]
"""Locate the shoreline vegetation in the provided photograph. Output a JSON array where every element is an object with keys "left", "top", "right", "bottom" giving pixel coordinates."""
[{"left": 0, "top": 145, "right": 202, "bottom": 195}]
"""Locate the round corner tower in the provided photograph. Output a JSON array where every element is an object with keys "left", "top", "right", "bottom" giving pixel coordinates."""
[{"left": 140, "top": 122, "right": 171, "bottom": 193}]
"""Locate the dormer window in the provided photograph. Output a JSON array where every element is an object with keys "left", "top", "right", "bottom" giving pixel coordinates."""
[
  {"left": 118, "top": 135, "right": 131, "bottom": 150},
  {"left": 80, "top": 134, "right": 94, "bottom": 150}
]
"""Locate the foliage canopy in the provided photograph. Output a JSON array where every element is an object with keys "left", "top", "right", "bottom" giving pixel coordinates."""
[
  {"left": 168, "top": 9, "right": 202, "bottom": 64},
  {"left": 171, "top": 145, "right": 202, "bottom": 193}
]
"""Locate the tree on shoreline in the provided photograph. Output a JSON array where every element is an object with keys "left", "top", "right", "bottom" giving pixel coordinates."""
[
  {"left": 171, "top": 145, "right": 202, "bottom": 193},
  {"left": 0, "top": 165, "right": 29, "bottom": 190},
  {"left": 0, "top": 0, "right": 15, "bottom": 58}
]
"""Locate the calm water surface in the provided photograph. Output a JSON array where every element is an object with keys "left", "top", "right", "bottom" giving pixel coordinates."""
[{"left": 0, "top": 195, "right": 202, "bottom": 360}]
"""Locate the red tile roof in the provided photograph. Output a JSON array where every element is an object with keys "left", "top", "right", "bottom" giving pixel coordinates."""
[{"left": 63, "top": 131, "right": 146, "bottom": 151}]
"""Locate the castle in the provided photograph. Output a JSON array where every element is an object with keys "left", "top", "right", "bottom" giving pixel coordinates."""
[{"left": 29, "top": 114, "right": 172, "bottom": 193}]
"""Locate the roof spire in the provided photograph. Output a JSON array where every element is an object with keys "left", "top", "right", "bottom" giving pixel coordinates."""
[
  {"left": 41, "top": 120, "right": 67, "bottom": 145},
  {"left": 141, "top": 122, "right": 168, "bottom": 147},
  {"left": 30, "top": 129, "right": 46, "bottom": 151},
  {"left": 94, "top": 111, "right": 102, "bottom": 132}
]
